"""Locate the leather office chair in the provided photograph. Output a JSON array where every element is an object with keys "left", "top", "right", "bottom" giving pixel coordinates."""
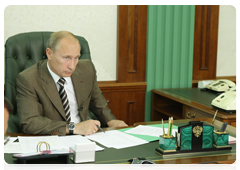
[{"left": 4, "top": 31, "right": 93, "bottom": 133}]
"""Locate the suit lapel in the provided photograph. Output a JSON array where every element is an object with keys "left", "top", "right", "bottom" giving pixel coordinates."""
[
  {"left": 71, "top": 68, "right": 85, "bottom": 109},
  {"left": 40, "top": 60, "right": 66, "bottom": 120}
]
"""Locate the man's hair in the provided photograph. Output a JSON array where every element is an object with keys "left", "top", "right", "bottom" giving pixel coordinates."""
[
  {"left": 4, "top": 97, "right": 13, "bottom": 113},
  {"left": 46, "top": 31, "right": 79, "bottom": 52}
]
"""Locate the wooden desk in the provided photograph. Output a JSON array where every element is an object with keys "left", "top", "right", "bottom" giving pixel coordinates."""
[
  {"left": 151, "top": 88, "right": 236, "bottom": 127},
  {"left": 5, "top": 118, "right": 236, "bottom": 164}
]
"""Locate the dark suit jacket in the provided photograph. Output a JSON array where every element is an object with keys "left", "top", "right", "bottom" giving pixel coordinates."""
[{"left": 16, "top": 59, "right": 116, "bottom": 135}]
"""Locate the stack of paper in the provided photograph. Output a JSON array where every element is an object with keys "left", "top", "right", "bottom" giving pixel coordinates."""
[
  {"left": 124, "top": 125, "right": 178, "bottom": 137},
  {"left": 59, "top": 135, "right": 104, "bottom": 151},
  {"left": 4, "top": 135, "right": 104, "bottom": 154},
  {"left": 85, "top": 130, "right": 148, "bottom": 149},
  {"left": 13, "top": 149, "right": 71, "bottom": 158},
  {"left": 229, "top": 136, "right": 236, "bottom": 144}
]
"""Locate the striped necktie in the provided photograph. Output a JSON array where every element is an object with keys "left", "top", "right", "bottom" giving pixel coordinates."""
[{"left": 57, "top": 78, "right": 71, "bottom": 122}]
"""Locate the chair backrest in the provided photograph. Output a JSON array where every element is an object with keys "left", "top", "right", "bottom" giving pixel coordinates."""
[{"left": 4, "top": 31, "right": 91, "bottom": 133}]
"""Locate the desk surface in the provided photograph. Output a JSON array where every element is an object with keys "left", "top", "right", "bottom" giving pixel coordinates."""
[
  {"left": 152, "top": 88, "right": 236, "bottom": 120},
  {"left": 5, "top": 118, "right": 236, "bottom": 164}
]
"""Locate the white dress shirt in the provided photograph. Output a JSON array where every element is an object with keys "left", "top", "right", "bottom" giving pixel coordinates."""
[{"left": 47, "top": 62, "right": 81, "bottom": 123}]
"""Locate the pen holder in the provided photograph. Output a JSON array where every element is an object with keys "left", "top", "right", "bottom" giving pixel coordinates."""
[
  {"left": 159, "top": 134, "right": 176, "bottom": 152},
  {"left": 213, "top": 131, "right": 229, "bottom": 147}
]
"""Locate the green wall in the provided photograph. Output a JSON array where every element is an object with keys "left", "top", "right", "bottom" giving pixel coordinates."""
[{"left": 145, "top": 5, "right": 195, "bottom": 121}]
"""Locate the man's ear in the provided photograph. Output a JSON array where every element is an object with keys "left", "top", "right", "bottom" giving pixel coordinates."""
[{"left": 46, "top": 48, "right": 52, "bottom": 60}]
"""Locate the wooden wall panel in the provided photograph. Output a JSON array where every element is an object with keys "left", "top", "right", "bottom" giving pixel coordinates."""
[
  {"left": 96, "top": 5, "right": 147, "bottom": 125},
  {"left": 98, "top": 82, "right": 146, "bottom": 125},
  {"left": 117, "top": 5, "right": 147, "bottom": 83},
  {"left": 192, "top": 5, "right": 219, "bottom": 81}
]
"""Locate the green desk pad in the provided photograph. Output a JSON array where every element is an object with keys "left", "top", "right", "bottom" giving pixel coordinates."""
[
  {"left": 5, "top": 122, "right": 236, "bottom": 164},
  {"left": 164, "top": 88, "right": 218, "bottom": 108}
]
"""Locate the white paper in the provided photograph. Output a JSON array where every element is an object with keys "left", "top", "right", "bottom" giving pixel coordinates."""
[
  {"left": 124, "top": 125, "right": 178, "bottom": 137},
  {"left": 4, "top": 137, "right": 17, "bottom": 149},
  {"left": 16, "top": 135, "right": 103, "bottom": 154},
  {"left": 59, "top": 135, "right": 104, "bottom": 151},
  {"left": 13, "top": 149, "right": 71, "bottom": 157},
  {"left": 229, "top": 136, "right": 236, "bottom": 144},
  {"left": 18, "top": 136, "right": 61, "bottom": 153},
  {"left": 4, "top": 143, "right": 24, "bottom": 153},
  {"left": 85, "top": 130, "right": 148, "bottom": 149}
]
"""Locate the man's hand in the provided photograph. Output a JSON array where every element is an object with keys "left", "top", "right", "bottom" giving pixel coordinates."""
[
  {"left": 67, "top": 120, "right": 101, "bottom": 135},
  {"left": 107, "top": 120, "right": 128, "bottom": 127}
]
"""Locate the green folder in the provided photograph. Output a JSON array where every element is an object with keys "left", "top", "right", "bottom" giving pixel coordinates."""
[{"left": 118, "top": 124, "right": 178, "bottom": 142}]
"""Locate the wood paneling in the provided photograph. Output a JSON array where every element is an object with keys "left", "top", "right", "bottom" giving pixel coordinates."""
[
  {"left": 191, "top": 5, "right": 236, "bottom": 88},
  {"left": 193, "top": 5, "right": 219, "bottom": 81},
  {"left": 117, "top": 5, "right": 147, "bottom": 83},
  {"left": 98, "top": 81, "right": 147, "bottom": 125},
  {"left": 98, "top": 81, "right": 147, "bottom": 92},
  {"left": 97, "top": 5, "right": 147, "bottom": 125},
  {"left": 101, "top": 89, "right": 146, "bottom": 126}
]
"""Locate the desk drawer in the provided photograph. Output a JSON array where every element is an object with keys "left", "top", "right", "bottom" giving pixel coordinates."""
[
  {"left": 182, "top": 106, "right": 218, "bottom": 120},
  {"left": 223, "top": 119, "right": 236, "bottom": 127}
]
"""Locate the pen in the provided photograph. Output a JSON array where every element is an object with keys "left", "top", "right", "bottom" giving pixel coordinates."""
[
  {"left": 167, "top": 117, "right": 171, "bottom": 137},
  {"left": 170, "top": 117, "right": 173, "bottom": 137},
  {"left": 223, "top": 122, "right": 228, "bottom": 132},
  {"left": 220, "top": 122, "right": 228, "bottom": 132},
  {"left": 87, "top": 116, "right": 105, "bottom": 133},
  {"left": 211, "top": 110, "right": 218, "bottom": 124},
  {"left": 162, "top": 119, "right": 165, "bottom": 135}
]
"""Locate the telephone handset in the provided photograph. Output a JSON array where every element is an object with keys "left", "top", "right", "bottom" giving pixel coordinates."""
[
  {"left": 219, "top": 79, "right": 236, "bottom": 87},
  {"left": 206, "top": 79, "right": 235, "bottom": 92},
  {"left": 226, "top": 86, "right": 236, "bottom": 92},
  {"left": 211, "top": 87, "right": 236, "bottom": 112}
]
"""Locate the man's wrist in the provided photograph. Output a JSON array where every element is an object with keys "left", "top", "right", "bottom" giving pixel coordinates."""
[
  {"left": 68, "top": 122, "right": 75, "bottom": 135},
  {"left": 66, "top": 124, "right": 70, "bottom": 134}
]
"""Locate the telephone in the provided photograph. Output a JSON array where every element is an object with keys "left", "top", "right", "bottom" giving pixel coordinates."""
[
  {"left": 211, "top": 87, "right": 236, "bottom": 112},
  {"left": 206, "top": 79, "right": 235, "bottom": 92}
]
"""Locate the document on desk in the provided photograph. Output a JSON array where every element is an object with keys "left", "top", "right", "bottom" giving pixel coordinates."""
[
  {"left": 4, "top": 137, "right": 24, "bottom": 154},
  {"left": 229, "top": 136, "right": 236, "bottom": 144},
  {"left": 59, "top": 135, "right": 104, "bottom": 151},
  {"left": 124, "top": 125, "right": 178, "bottom": 137},
  {"left": 85, "top": 130, "right": 148, "bottom": 149},
  {"left": 118, "top": 124, "right": 178, "bottom": 142},
  {"left": 17, "top": 135, "right": 104, "bottom": 153},
  {"left": 18, "top": 136, "right": 62, "bottom": 153},
  {"left": 4, "top": 137, "right": 17, "bottom": 148},
  {"left": 4, "top": 143, "right": 24, "bottom": 153},
  {"left": 5, "top": 135, "right": 103, "bottom": 154},
  {"left": 5, "top": 136, "right": 61, "bottom": 154}
]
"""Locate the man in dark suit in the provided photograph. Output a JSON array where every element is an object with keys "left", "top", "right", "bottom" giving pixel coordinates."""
[{"left": 16, "top": 31, "right": 127, "bottom": 136}]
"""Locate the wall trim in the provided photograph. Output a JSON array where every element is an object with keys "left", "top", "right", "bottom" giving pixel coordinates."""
[{"left": 98, "top": 81, "right": 147, "bottom": 92}]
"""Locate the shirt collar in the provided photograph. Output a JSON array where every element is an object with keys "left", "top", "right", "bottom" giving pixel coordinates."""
[{"left": 47, "top": 61, "right": 71, "bottom": 84}]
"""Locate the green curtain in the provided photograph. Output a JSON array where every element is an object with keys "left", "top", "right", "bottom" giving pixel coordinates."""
[{"left": 145, "top": 5, "right": 195, "bottom": 121}]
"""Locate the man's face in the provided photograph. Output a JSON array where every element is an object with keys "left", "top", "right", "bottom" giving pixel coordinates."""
[
  {"left": 47, "top": 38, "right": 81, "bottom": 77},
  {"left": 4, "top": 108, "right": 9, "bottom": 135}
]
